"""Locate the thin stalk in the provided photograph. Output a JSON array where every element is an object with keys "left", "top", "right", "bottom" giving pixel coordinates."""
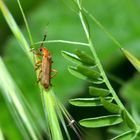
[
  {"left": 76, "top": 0, "right": 138, "bottom": 129},
  {"left": 17, "top": 0, "right": 34, "bottom": 45},
  {"left": 57, "top": 98, "right": 83, "bottom": 140},
  {"left": 31, "top": 40, "right": 89, "bottom": 48}
]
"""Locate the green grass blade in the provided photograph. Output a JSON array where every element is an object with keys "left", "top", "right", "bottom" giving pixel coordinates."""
[
  {"left": 43, "top": 89, "right": 63, "bottom": 140},
  {"left": 56, "top": 94, "right": 83, "bottom": 140},
  {"left": 8, "top": 101, "right": 30, "bottom": 140},
  {"left": 52, "top": 94, "right": 71, "bottom": 140},
  {"left": 0, "top": 0, "right": 33, "bottom": 62},
  {"left": 0, "top": 58, "right": 40, "bottom": 140}
]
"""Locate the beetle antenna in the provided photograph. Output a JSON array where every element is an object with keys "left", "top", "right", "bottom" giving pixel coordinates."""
[{"left": 40, "top": 32, "right": 47, "bottom": 48}]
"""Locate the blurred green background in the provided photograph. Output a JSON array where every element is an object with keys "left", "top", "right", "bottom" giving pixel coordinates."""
[{"left": 0, "top": 0, "right": 140, "bottom": 139}]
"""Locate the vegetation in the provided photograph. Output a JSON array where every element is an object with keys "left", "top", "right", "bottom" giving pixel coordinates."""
[{"left": 0, "top": 0, "right": 140, "bottom": 140}]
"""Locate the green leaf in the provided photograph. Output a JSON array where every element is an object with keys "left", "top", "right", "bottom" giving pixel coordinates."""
[
  {"left": 101, "top": 98, "right": 121, "bottom": 113},
  {"left": 77, "top": 65, "right": 101, "bottom": 79},
  {"left": 121, "top": 48, "right": 140, "bottom": 72},
  {"left": 69, "top": 97, "right": 113, "bottom": 107},
  {"left": 89, "top": 86, "right": 110, "bottom": 97},
  {"left": 108, "top": 124, "right": 130, "bottom": 135},
  {"left": 68, "top": 66, "right": 103, "bottom": 84},
  {"left": 62, "top": 51, "right": 82, "bottom": 65},
  {"left": 75, "top": 49, "right": 96, "bottom": 66},
  {"left": 79, "top": 115, "right": 123, "bottom": 128},
  {"left": 122, "top": 110, "right": 136, "bottom": 129},
  {"left": 111, "top": 131, "right": 136, "bottom": 140},
  {"left": 62, "top": 50, "right": 96, "bottom": 66}
]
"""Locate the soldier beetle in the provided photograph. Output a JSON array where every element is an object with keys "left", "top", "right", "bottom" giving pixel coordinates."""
[{"left": 31, "top": 34, "right": 57, "bottom": 89}]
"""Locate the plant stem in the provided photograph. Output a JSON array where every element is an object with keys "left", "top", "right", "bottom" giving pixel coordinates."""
[
  {"left": 43, "top": 89, "right": 63, "bottom": 140},
  {"left": 17, "top": 0, "right": 34, "bottom": 45},
  {"left": 77, "top": 2, "right": 138, "bottom": 129},
  {"left": 83, "top": 8, "right": 122, "bottom": 49},
  {"left": 31, "top": 40, "right": 89, "bottom": 48}
]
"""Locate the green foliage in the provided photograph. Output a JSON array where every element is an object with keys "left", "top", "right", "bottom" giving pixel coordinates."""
[
  {"left": 62, "top": 51, "right": 83, "bottom": 65},
  {"left": 68, "top": 65, "right": 103, "bottom": 84},
  {"left": 89, "top": 86, "right": 110, "bottom": 97},
  {"left": 111, "top": 131, "right": 136, "bottom": 140},
  {"left": 0, "top": 58, "right": 41, "bottom": 140},
  {"left": 62, "top": 49, "right": 96, "bottom": 66},
  {"left": 122, "top": 110, "right": 136, "bottom": 129},
  {"left": 75, "top": 49, "right": 95, "bottom": 66},
  {"left": 69, "top": 97, "right": 113, "bottom": 107},
  {"left": 80, "top": 115, "right": 123, "bottom": 128},
  {"left": 1, "top": 0, "right": 140, "bottom": 139},
  {"left": 101, "top": 98, "right": 121, "bottom": 114},
  {"left": 62, "top": 0, "right": 140, "bottom": 139}
]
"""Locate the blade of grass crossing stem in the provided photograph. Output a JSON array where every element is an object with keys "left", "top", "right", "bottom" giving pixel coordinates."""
[
  {"left": 17, "top": 0, "right": 33, "bottom": 45},
  {"left": 56, "top": 95, "right": 83, "bottom": 140},
  {"left": 0, "top": 0, "right": 33, "bottom": 62},
  {"left": 43, "top": 89, "right": 63, "bottom": 140},
  {"left": 0, "top": 58, "right": 40, "bottom": 140}
]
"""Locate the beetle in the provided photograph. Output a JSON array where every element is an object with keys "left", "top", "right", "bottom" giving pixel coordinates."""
[{"left": 31, "top": 34, "right": 57, "bottom": 89}]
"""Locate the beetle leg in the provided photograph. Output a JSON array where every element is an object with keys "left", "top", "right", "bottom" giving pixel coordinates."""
[
  {"left": 37, "top": 69, "right": 42, "bottom": 83},
  {"left": 30, "top": 49, "right": 42, "bottom": 56},
  {"left": 34, "top": 60, "right": 42, "bottom": 71},
  {"left": 35, "top": 65, "right": 41, "bottom": 71},
  {"left": 51, "top": 69, "right": 57, "bottom": 78}
]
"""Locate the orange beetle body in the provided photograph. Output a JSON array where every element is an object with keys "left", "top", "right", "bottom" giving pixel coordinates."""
[
  {"left": 31, "top": 35, "right": 56, "bottom": 89},
  {"left": 40, "top": 47, "right": 52, "bottom": 89}
]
